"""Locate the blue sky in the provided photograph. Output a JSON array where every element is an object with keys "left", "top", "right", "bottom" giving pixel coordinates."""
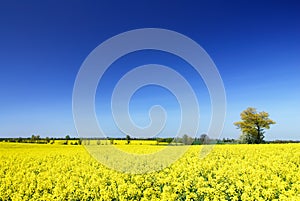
[{"left": 0, "top": 0, "right": 299, "bottom": 140}]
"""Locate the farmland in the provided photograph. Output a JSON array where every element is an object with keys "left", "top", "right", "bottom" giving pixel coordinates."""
[{"left": 0, "top": 143, "right": 299, "bottom": 200}]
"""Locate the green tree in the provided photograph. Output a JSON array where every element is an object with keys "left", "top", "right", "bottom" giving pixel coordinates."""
[
  {"left": 126, "top": 135, "right": 131, "bottom": 144},
  {"left": 182, "top": 134, "right": 194, "bottom": 145},
  {"left": 156, "top": 138, "right": 163, "bottom": 145},
  {"left": 31, "top": 134, "right": 40, "bottom": 143},
  {"left": 65, "top": 135, "right": 70, "bottom": 145},
  {"left": 199, "top": 134, "right": 209, "bottom": 144},
  {"left": 166, "top": 138, "right": 173, "bottom": 144},
  {"left": 17, "top": 137, "right": 22, "bottom": 143},
  {"left": 234, "top": 107, "right": 276, "bottom": 144}
]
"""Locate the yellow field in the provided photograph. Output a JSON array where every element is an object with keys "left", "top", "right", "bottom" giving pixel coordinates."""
[{"left": 0, "top": 143, "right": 299, "bottom": 200}]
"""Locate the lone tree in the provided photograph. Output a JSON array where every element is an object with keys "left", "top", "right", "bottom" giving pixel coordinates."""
[
  {"left": 182, "top": 134, "right": 194, "bottom": 145},
  {"left": 126, "top": 135, "right": 131, "bottom": 144},
  {"left": 234, "top": 107, "right": 276, "bottom": 144},
  {"left": 199, "top": 134, "right": 210, "bottom": 144}
]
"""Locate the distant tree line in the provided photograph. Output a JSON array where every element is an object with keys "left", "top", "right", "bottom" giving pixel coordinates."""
[
  {"left": 0, "top": 135, "right": 82, "bottom": 145},
  {"left": 1, "top": 133, "right": 299, "bottom": 145}
]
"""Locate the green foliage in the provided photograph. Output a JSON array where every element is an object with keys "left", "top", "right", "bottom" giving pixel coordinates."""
[
  {"left": 234, "top": 107, "right": 276, "bottom": 144},
  {"left": 45, "top": 137, "right": 50, "bottom": 143},
  {"left": 182, "top": 134, "right": 194, "bottom": 145},
  {"left": 199, "top": 134, "right": 209, "bottom": 144},
  {"left": 126, "top": 135, "right": 131, "bottom": 144}
]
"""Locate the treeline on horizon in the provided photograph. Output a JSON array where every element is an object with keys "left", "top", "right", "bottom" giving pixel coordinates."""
[{"left": 0, "top": 134, "right": 299, "bottom": 145}]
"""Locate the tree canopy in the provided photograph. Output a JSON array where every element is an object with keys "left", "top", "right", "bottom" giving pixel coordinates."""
[
  {"left": 234, "top": 107, "right": 276, "bottom": 144},
  {"left": 126, "top": 135, "right": 131, "bottom": 144}
]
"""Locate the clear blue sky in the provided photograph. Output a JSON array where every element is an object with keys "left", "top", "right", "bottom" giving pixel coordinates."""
[{"left": 0, "top": 0, "right": 299, "bottom": 140}]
